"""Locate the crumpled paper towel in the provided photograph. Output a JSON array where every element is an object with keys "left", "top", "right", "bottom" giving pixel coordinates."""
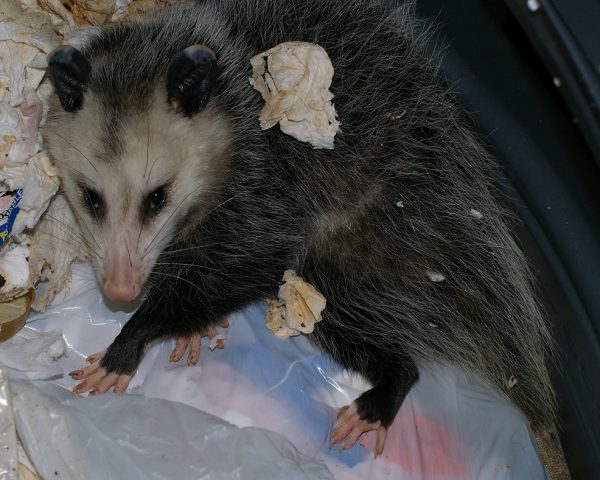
[
  {"left": 265, "top": 270, "right": 327, "bottom": 338},
  {"left": 250, "top": 41, "right": 340, "bottom": 149},
  {"left": 0, "top": 327, "right": 66, "bottom": 380}
]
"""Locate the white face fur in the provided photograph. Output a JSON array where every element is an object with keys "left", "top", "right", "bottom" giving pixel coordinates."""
[{"left": 43, "top": 87, "right": 231, "bottom": 302}]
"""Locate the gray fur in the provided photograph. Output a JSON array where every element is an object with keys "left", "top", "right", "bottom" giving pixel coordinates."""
[{"left": 43, "top": 0, "right": 556, "bottom": 429}]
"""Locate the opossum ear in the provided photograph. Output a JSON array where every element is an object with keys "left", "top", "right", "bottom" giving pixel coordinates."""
[
  {"left": 48, "top": 46, "right": 91, "bottom": 112},
  {"left": 166, "top": 45, "right": 217, "bottom": 116}
]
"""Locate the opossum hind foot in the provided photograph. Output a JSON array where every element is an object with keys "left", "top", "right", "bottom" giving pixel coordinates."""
[
  {"left": 330, "top": 403, "right": 388, "bottom": 457},
  {"left": 70, "top": 350, "right": 132, "bottom": 395},
  {"left": 327, "top": 353, "right": 418, "bottom": 456}
]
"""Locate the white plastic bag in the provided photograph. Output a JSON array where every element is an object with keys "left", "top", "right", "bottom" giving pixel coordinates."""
[
  {"left": 17, "top": 262, "right": 549, "bottom": 480},
  {"left": 11, "top": 379, "right": 333, "bottom": 480}
]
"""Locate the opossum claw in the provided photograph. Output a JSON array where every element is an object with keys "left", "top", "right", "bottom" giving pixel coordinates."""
[
  {"left": 71, "top": 352, "right": 133, "bottom": 395},
  {"left": 187, "top": 334, "right": 202, "bottom": 365},
  {"left": 329, "top": 402, "right": 388, "bottom": 455},
  {"left": 170, "top": 336, "right": 192, "bottom": 363},
  {"left": 85, "top": 350, "right": 106, "bottom": 364}
]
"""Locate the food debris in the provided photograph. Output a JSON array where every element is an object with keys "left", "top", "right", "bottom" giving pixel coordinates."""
[
  {"left": 385, "top": 110, "right": 406, "bottom": 121},
  {"left": 507, "top": 376, "right": 518, "bottom": 389},
  {"left": 208, "top": 334, "right": 226, "bottom": 351},
  {"left": 426, "top": 271, "right": 446, "bottom": 283},
  {"left": 470, "top": 208, "right": 483, "bottom": 220},
  {"left": 265, "top": 270, "right": 327, "bottom": 338},
  {"left": 396, "top": 200, "right": 404, "bottom": 208},
  {"left": 249, "top": 41, "right": 340, "bottom": 149},
  {"left": 526, "top": 0, "right": 540, "bottom": 12}
]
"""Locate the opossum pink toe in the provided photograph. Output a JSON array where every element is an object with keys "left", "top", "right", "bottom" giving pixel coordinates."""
[
  {"left": 374, "top": 426, "right": 388, "bottom": 458},
  {"left": 72, "top": 360, "right": 101, "bottom": 381},
  {"left": 342, "top": 425, "right": 368, "bottom": 450},
  {"left": 113, "top": 375, "right": 132, "bottom": 394},
  {"left": 217, "top": 317, "right": 229, "bottom": 328},
  {"left": 206, "top": 326, "right": 218, "bottom": 338},
  {"left": 170, "top": 337, "right": 189, "bottom": 362},
  {"left": 90, "top": 372, "right": 120, "bottom": 395},
  {"left": 86, "top": 350, "right": 106, "bottom": 364},
  {"left": 73, "top": 368, "right": 107, "bottom": 394},
  {"left": 329, "top": 405, "right": 355, "bottom": 447},
  {"left": 329, "top": 403, "right": 384, "bottom": 454},
  {"left": 187, "top": 334, "right": 202, "bottom": 365},
  {"left": 336, "top": 405, "right": 349, "bottom": 419}
]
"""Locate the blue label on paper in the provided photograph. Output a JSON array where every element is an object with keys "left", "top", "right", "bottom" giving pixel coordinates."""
[{"left": 0, "top": 189, "right": 22, "bottom": 247}]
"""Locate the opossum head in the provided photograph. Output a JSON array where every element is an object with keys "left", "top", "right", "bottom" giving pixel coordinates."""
[{"left": 43, "top": 44, "right": 231, "bottom": 302}]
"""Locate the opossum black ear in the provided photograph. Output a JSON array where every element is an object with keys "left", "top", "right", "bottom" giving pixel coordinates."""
[
  {"left": 48, "top": 46, "right": 91, "bottom": 112},
  {"left": 166, "top": 45, "right": 217, "bottom": 116}
]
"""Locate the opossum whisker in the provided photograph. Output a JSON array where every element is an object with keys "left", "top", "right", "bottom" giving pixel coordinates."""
[
  {"left": 154, "top": 262, "right": 219, "bottom": 273},
  {"left": 53, "top": 131, "right": 99, "bottom": 176},
  {"left": 146, "top": 154, "right": 167, "bottom": 182},
  {"left": 140, "top": 190, "right": 243, "bottom": 257},
  {"left": 143, "top": 113, "right": 150, "bottom": 183},
  {"left": 159, "top": 243, "right": 222, "bottom": 255},
  {"left": 151, "top": 270, "right": 211, "bottom": 303},
  {"left": 69, "top": 206, "right": 102, "bottom": 251},
  {"left": 135, "top": 223, "right": 144, "bottom": 255},
  {"left": 200, "top": 191, "right": 246, "bottom": 219},
  {"left": 36, "top": 231, "right": 100, "bottom": 260},
  {"left": 126, "top": 243, "right": 133, "bottom": 268},
  {"left": 61, "top": 163, "right": 97, "bottom": 188},
  {"left": 142, "top": 190, "right": 195, "bottom": 256},
  {"left": 43, "top": 214, "right": 99, "bottom": 254}
]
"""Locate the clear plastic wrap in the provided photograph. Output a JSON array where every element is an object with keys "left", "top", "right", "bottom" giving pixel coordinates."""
[
  {"left": 0, "top": 366, "right": 17, "bottom": 480},
  {"left": 12, "top": 262, "right": 550, "bottom": 480}
]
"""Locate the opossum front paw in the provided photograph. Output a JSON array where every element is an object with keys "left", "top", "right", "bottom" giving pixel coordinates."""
[
  {"left": 169, "top": 317, "right": 229, "bottom": 365},
  {"left": 70, "top": 350, "right": 133, "bottom": 395}
]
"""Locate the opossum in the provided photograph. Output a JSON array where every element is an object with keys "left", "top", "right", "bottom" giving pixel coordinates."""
[{"left": 42, "top": 0, "right": 556, "bottom": 454}]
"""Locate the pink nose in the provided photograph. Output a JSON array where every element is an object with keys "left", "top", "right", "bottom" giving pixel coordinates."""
[{"left": 103, "top": 280, "right": 141, "bottom": 302}]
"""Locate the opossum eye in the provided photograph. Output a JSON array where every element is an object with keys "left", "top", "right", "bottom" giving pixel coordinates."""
[
  {"left": 148, "top": 187, "right": 166, "bottom": 213},
  {"left": 82, "top": 187, "right": 104, "bottom": 219}
]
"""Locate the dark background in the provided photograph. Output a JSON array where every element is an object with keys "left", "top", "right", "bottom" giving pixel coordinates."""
[{"left": 412, "top": 0, "right": 600, "bottom": 477}]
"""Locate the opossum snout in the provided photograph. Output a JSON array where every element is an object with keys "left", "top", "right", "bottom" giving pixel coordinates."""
[
  {"left": 101, "top": 246, "right": 144, "bottom": 302},
  {"left": 103, "top": 276, "right": 142, "bottom": 302}
]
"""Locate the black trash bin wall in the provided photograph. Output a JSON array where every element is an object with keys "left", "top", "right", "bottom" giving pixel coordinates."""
[{"left": 410, "top": 0, "right": 600, "bottom": 477}]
